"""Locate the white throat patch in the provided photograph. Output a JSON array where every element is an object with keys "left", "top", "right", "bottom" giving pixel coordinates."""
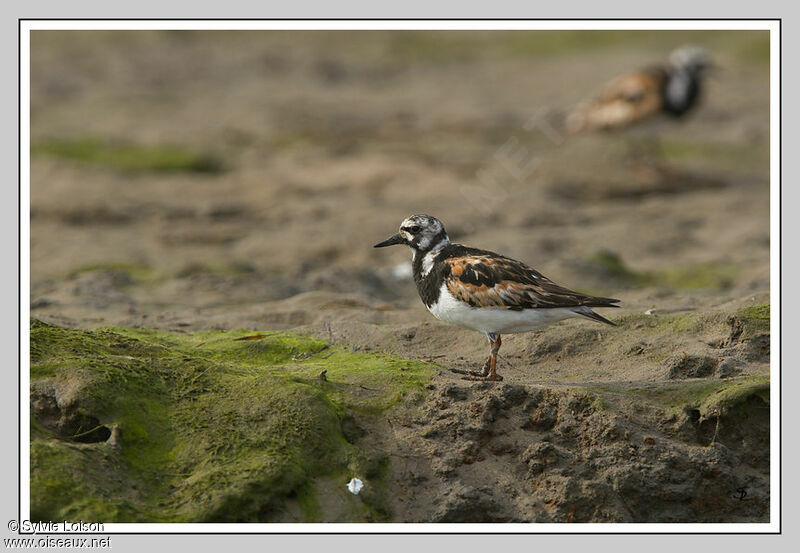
[{"left": 421, "top": 238, "right": 448, "bottom": 276}]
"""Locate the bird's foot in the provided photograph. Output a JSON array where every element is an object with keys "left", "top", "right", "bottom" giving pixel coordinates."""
[
  {"left": 448, "top": 368, "right": 503, "bottom": 382},
  {"left": 449, "top": 367, "right": 489, "bottom": 378},
  {"left": 460, "top": 373, "right": 504, "bottom": 382}
]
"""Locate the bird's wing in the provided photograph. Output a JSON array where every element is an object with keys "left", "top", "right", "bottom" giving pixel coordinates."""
[
  {"left": 443, "top": 252, "right": 619, "bottom": 311},
  {"left": 566, "top": 69, "right": 666, "bottom": 133}
]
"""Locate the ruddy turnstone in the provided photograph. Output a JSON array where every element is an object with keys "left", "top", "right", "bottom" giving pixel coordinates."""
[
  {"left": 565, "top": 46, "right": 715, "bottom": 134},
  {"left": 374, "top": 214, "right": 620, "bottom": 381}
]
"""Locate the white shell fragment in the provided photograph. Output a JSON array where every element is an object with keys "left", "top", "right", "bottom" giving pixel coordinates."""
[{"left": 347, "top": 478, "right": 364, "bottom": 495}]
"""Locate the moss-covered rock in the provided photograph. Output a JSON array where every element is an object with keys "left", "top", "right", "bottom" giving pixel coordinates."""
[
  {"left": 731, "top": 303, "right": 770, "bottom": 338},
  {"left": 29, "top": 319, "right": 435, "bottom": 522}
]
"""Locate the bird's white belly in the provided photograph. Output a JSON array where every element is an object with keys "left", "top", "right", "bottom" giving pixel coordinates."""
[{"left": 427, "top": 284, "right": 578, "bottom": 334}]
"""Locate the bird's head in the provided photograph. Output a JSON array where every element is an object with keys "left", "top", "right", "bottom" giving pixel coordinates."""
[
  {"left": 669, "top": 45, "right": 716, "bottom": 76},
  {"left": 374, "top": 214, "right": 450, "bottom": 253}
]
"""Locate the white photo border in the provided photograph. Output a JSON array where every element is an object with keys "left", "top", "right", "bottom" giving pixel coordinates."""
[{"left": 19, "top": 18, "right": 781, "bottom": 535}]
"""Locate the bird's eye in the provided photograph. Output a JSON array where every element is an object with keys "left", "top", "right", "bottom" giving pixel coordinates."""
[{"left": 409, "top": 225, "right": 421, "bottom": 233}]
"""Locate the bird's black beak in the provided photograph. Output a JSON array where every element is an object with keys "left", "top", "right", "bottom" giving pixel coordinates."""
[{"left": 374, "top": 233, "right": 405, "bottom": 248}]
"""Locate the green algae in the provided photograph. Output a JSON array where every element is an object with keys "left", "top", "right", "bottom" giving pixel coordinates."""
[
  {"left": 735, "top": 303, "right": 770, "bottom": 337},
  {"left": 589, "top": 376, "right": 769, "bottom": 418},
  {"left": 697, "top": 377, "right": 770, "bottom": 412},
  {"left": 31, "top": 440, "right": 142, "bottom": 522},
  {"left": 29, "top": 319, "right": 435, "bottom": 522},
  {"left": 175, "top": 262, "right": 257, "bottom": 278},
  {"left": 656, "top": 265, "right": 738, "bottom": 291},
  {"left": 66, "top": 262, "right": 158, "bottom": 282},
  {"left": 614, "top": 310, "right": 701, "bottom": 335},
  {"left": 586, "top": 250, "right": 738, "bottom": 291},
  {"left": 385, "top": 30, "right": 769, "bottom": 65},
  {"left": 738, "top": 304, "right": 770, "bottom": 321},
  {"left": 31, "top": 138, "right": 224, "bottom": 174},
  {"left": 659, "top": 138, "right": 769, "bottom": 170}
]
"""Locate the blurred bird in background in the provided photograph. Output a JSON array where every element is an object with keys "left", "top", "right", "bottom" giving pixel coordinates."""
[
  {"left": 563, "top": 46, "right": 716, "bottom": 164},
  {"left": 566, "top": 46, "right": 716, "bottom": 134}
]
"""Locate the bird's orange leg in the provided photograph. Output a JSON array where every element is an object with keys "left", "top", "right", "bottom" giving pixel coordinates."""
[
  {"left": 484, "top": 335, "right": 503, "bottom": 381},
  {"left": 450, "top": 334, "right": 504, "bottom": 382}
]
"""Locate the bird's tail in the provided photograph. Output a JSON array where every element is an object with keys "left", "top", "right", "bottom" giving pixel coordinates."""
[{"left": 571, "top": 305, "right": 619, "bottom": 326}]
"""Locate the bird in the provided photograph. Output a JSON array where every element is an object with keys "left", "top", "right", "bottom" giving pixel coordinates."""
[
  {"left": 564, "top": 45, "right": 715, "bottom": 135},
  {"left": 374, "top": 214, "right": 620, "bottom": 381}
]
